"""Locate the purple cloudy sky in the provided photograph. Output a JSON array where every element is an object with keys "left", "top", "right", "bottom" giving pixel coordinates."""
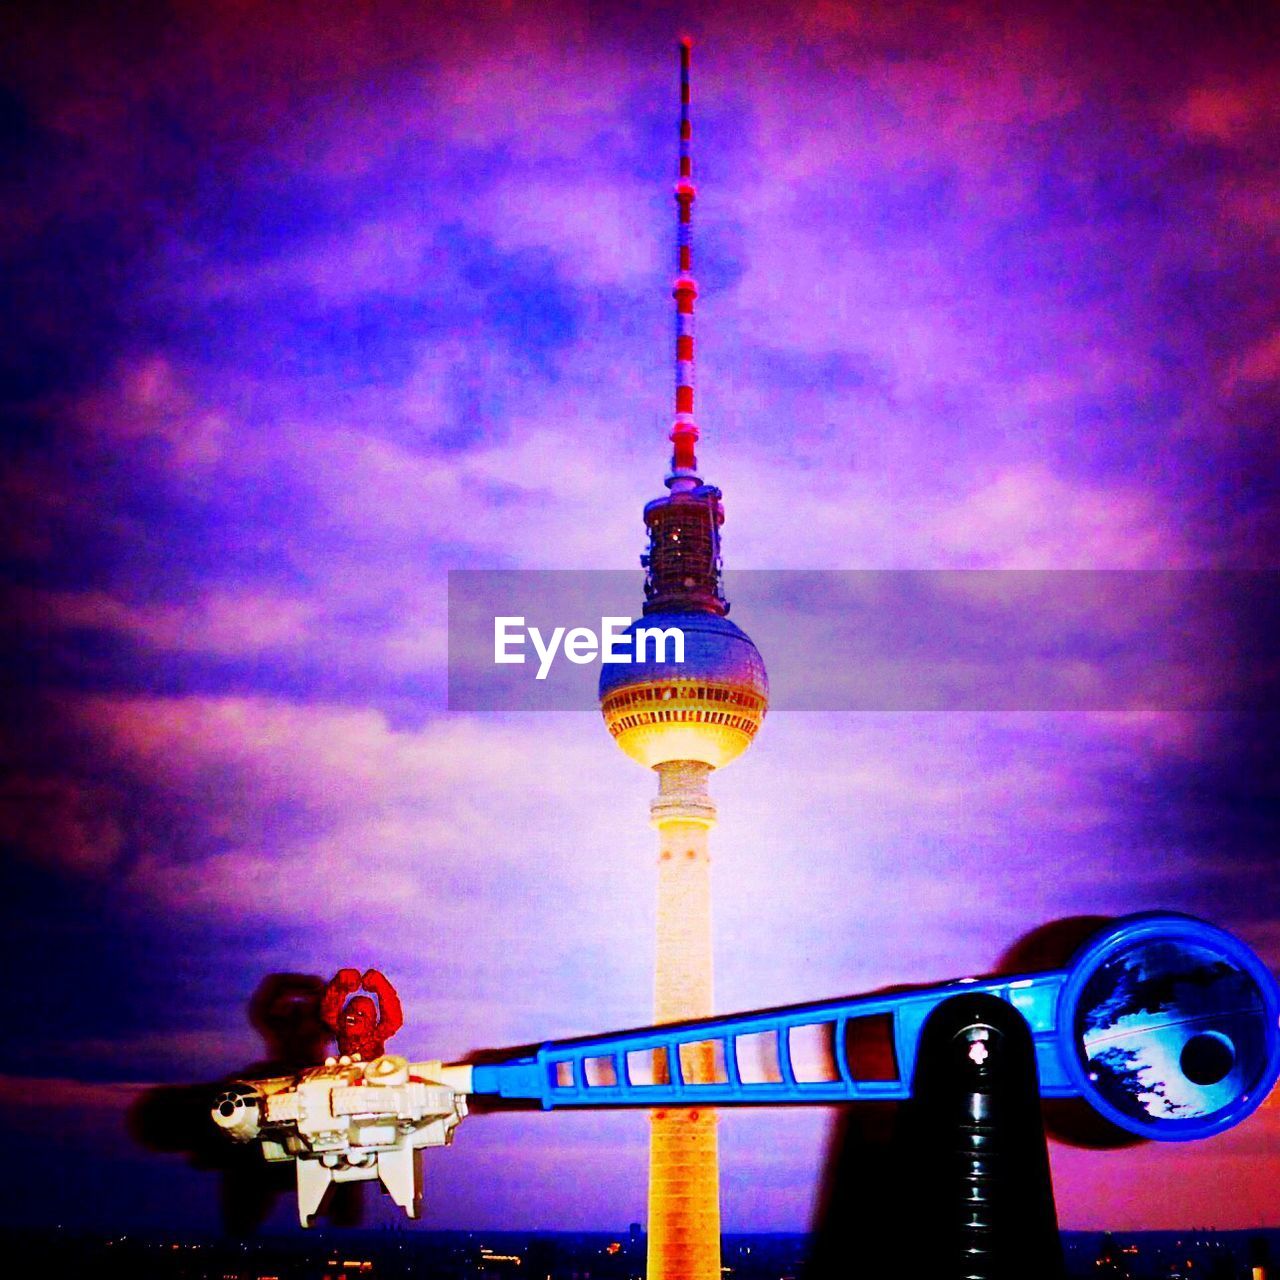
[{"left": 2, "top": 0, "right": 1279, "bottom": 1235}]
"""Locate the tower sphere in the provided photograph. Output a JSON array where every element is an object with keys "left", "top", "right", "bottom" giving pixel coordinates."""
[{"left": 599, "top": 613, "right": 768, "bottom": 769}]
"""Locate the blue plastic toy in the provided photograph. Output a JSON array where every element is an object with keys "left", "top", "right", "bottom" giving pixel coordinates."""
[{"left": 470, "top": 913, "right": 1280, "bottom": 1142}]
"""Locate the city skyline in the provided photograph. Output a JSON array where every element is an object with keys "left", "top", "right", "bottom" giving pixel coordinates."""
[{"left": 2, "top": 0, "right": 1279, "bottom": 1237}]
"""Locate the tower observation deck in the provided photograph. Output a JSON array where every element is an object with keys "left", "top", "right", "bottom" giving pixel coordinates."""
[{"left": 598, "top": 39, "right": 768, "bottom": 1280}]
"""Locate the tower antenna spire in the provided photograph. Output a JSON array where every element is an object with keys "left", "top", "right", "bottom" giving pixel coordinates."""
[{"left": 669, "top": 36, "right": 699, "bottom": 490}]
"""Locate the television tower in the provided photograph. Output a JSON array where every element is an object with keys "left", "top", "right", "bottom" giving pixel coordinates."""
[{"left": 599, "top": 39, "right": 768, "bottom": 1280}]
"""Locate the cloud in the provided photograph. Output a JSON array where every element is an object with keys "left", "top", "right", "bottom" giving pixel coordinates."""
[
  {"left": 1174, "top": 76, "right": 1279, "bottom": 145},
  {"left": 41, "top": 680, "right": 1258, "bottom": 1084},
  {"left": 190, "top": 216, "right": 451, "bottom": 308},
  {"left": 477, "top": 178, "right": 663, "bottom": 287},
  {"left": 924, "top": 466, "right": 1186, "bottom": 568},
  {"left": 719, "top": 459, "right": 1188, "bottom": 569},
  {"left": 1228, "top": 326, "right": 1280, "bottom": 389},
  {"left": 75, "top": 358, "right": 228, "bottom": 469},
  {"left": 0, "top": 772, "right": 126, "bottom": 874},
  {"left": 16, "top": 587, "right": 318, "bottom": 657}
]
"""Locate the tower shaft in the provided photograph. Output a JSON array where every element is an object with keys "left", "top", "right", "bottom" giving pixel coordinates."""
[
  {"left": 648, "top": 760, "right": 721, "bottom": 1280},
  {"left": 648, "top": 1110, "right": 720, "bottom": 1280}
]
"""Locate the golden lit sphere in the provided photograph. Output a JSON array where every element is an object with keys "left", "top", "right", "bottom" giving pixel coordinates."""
[{"left": 598, "top": 613, "right": 768, "bottom": 769}]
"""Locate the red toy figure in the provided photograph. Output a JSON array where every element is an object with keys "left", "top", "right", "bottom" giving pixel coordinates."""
[{"left": 320, "top": 968, "right": 403, "bottom": 1061}]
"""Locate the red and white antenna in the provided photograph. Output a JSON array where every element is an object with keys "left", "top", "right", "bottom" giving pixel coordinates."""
[{"left": 669, "top": 37, "right": 700, "bottom": 491}]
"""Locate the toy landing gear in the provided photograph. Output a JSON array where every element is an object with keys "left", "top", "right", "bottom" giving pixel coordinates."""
[{"left": 810, "top": 993, "right": 1065, "bottom": 1280}]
